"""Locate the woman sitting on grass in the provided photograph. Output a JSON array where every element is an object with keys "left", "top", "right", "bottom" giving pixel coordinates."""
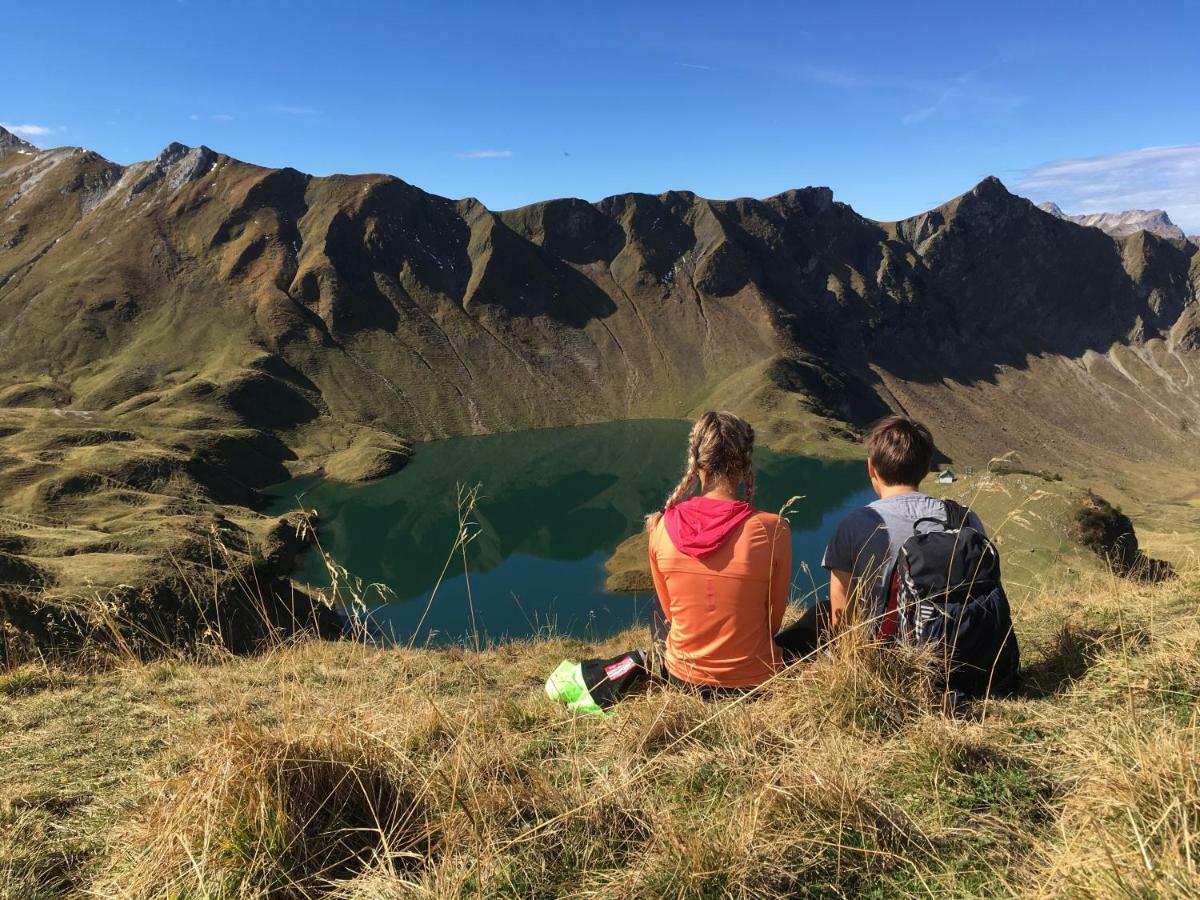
[
  {"left": 546, "top": 411, "right": 797, "bottom": 712},
  {"left": 644, "top": 411, "right": 792, "bottom": 693}
]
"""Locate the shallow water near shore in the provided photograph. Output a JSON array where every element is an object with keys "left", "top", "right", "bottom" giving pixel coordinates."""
[{"left": 266, "top": 420, "right": 873, "bottom": 644}]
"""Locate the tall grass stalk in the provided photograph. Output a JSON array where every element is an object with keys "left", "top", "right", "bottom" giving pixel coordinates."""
[{"left": 3, "top": 491, "right": 1200, "bottom": 897}]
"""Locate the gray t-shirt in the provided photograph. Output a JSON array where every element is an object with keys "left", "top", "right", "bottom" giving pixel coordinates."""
[{"left": 822, "top": 492, "right": 986, "bottom": 609}]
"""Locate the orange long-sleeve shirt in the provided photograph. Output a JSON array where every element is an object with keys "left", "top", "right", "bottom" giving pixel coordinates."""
[{"left": 648, "top": 508, "right": 791, "bottom": 688}]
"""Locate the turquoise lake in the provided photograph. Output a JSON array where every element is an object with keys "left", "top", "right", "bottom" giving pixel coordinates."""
[{"left": 265, "top": 420, "right": 873, "bottom": 644}]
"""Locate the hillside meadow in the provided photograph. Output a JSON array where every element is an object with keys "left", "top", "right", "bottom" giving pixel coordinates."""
[
  {"left": 4, "top": 63, "right": 1200, "bottom": 900},
  {"left": 2, "top": 473, "right": 1198, "bottom": 898},
  {"left": 3, "top": 129, "right": 1199, "bottom": 647}
]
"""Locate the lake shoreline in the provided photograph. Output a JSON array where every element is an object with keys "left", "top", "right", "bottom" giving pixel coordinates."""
[
  {"left": 276, "top": 415, "right": 868, "bottom": 488},
  {"left": 265, "top": 421, "right": 873, "bottom": 646}
]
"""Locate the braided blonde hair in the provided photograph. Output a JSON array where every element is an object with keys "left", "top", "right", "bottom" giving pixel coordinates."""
[{"left": 646, "top": 411, "right": 755, "bottom": 531}]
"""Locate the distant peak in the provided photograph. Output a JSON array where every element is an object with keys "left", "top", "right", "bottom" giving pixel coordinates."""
[
  {"left": 970, "top": 175, "right": 1011, "bottom": 198},
  {"left": 155, "top": 142, "right": 193, "bottom": 166},
  {"left": 129, "top": 143, "right": 218, "bottom": 198},
  {"left": 1039, "top": 205, "right": 1186, "bottom": 241},
  {"left": 774, "top": 186, "right": 835, "bottom": 212},
  {"left": 0, "top": 125, "right": 37, "bottom": 159},
  {"left": 945, "top": 176, "right": 1024, "bottom": 216}
]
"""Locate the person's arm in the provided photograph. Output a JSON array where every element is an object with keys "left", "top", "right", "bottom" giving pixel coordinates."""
[
  {"left": 822, "top": 514, "right": 858, "bottom": 630},
  {"left": 648, "top": 528, "right": 671, "bottom": 623},
  {"left": 829, "top": 568, "right": 852, "bottom": 630},
  {"left": 767, "top": 517, "right": 792, "bottom": 634}
]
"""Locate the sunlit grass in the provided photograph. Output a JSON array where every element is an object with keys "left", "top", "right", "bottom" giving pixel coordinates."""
[{"left": 2, "top": 509, "right": 1199, "bottom": 897}]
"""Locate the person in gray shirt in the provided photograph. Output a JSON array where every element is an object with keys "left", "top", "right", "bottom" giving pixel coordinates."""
[
  {"left": 775, "top": 414, "right": 983, "bottom": 655},
  {"left": 823, "top": 415, "right": 984, "bottom": 632}
]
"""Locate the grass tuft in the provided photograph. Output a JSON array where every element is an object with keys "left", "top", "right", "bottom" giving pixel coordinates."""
[
  {"left": 98, "top": 724, "right": 439, "bottom": 897},
  {"left": 4, "top": 544, "right": 1200, "bottom": 897}
]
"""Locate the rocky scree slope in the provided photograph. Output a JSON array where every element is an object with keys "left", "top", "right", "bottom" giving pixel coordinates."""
[{"left": 0, "top": 128, "right": 1198, "bottom": 655}]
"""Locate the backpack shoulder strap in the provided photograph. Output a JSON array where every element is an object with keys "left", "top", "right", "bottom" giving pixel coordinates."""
[
  {"left": 942, "top": 499, "right": 970, "bottom": 531},
  {"left": 877, "top": 556, "right": 902, "bottom": 641}
]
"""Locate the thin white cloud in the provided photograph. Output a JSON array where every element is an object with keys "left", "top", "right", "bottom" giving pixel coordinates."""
[
  {"left": 902, "top": 105, "right": 937, "bottom": 125},
  {"left": 1016, "top": 145, "right": 1200, "bottom": 233},
  {"left": 271, "top": 104, "right": 320, "bottom": 116},
  {"left": 455, "top": 150, "right": 513, "bottom": 159},
  {"left": 901, "top": 68, "right": 1024, "bottom": 127},
  {"left": 209, "top": 113, "right": 234, "bottom": 122},
  {"left": 1, "top": 123, "right": 58, "bottom": 139},
  {"left": 808, "top": 64, "right": 879, "bottom": 89},
  {"left": 677, "top": 62, "right": 715, "bottom": 71},
  {"left": 731, "top": 56, "right": 1024, "bottom": 126}
]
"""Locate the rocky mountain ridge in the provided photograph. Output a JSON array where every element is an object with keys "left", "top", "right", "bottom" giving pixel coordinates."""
[
  {"left": 1037, "top": 201, "right": 1188, "bottom": 241},
  {"left": 0, "top": 128, "right": 37, "bottom": 159},
  {"left": 1, "top": 126, "right": 1198, "bottom": 656}
]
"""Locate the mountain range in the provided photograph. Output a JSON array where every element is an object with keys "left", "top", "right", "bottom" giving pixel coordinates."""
[
  {"left": 1, "top": 126, "right": 1198, "bottom": 654},
  {"left": 1036, "top": 201, "right": 1190, "bottom": 241}
]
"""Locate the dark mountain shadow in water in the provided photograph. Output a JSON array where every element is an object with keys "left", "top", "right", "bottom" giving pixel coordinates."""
[{"left": 271, "top": 420, "right": 871, "bottom": 609}]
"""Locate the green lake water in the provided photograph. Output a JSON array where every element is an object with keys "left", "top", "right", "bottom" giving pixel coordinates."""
[{"left": 265, "top": 420, "right": 873, "bottom": 644}]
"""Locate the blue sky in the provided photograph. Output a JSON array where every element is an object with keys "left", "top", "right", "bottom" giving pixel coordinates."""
[{"left": 4, "top": 0, "right": 1198, "bottom": 230}]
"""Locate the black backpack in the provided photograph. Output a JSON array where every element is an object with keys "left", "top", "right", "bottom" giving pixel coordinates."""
[{"left": 880, "top": 500, "right": 1020, "bottom": 701}]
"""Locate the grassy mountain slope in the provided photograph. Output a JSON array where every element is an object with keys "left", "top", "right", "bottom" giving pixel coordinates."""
[
  {"left": 1, "top": 128, "right": 1198, "bottom": 651},
  {"left": 4, "top": 137, "right": 1195, "bottom": 455},
  {"left": 3, "top": 129, "right": 1200, "bottom": 897}
]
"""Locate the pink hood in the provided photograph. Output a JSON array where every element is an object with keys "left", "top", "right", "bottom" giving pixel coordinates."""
[{"left": 663, "top": 496, "right": 754, "bottom": 559}]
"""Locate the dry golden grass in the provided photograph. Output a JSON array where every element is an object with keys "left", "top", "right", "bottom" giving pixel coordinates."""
[{"left": 2, "top": 552, "right": 1199, "bottom": 897}]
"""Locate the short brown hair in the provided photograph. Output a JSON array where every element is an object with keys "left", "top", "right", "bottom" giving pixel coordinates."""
[{"left": 863, "top": 415, "right": 934, "bottom": 486}]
